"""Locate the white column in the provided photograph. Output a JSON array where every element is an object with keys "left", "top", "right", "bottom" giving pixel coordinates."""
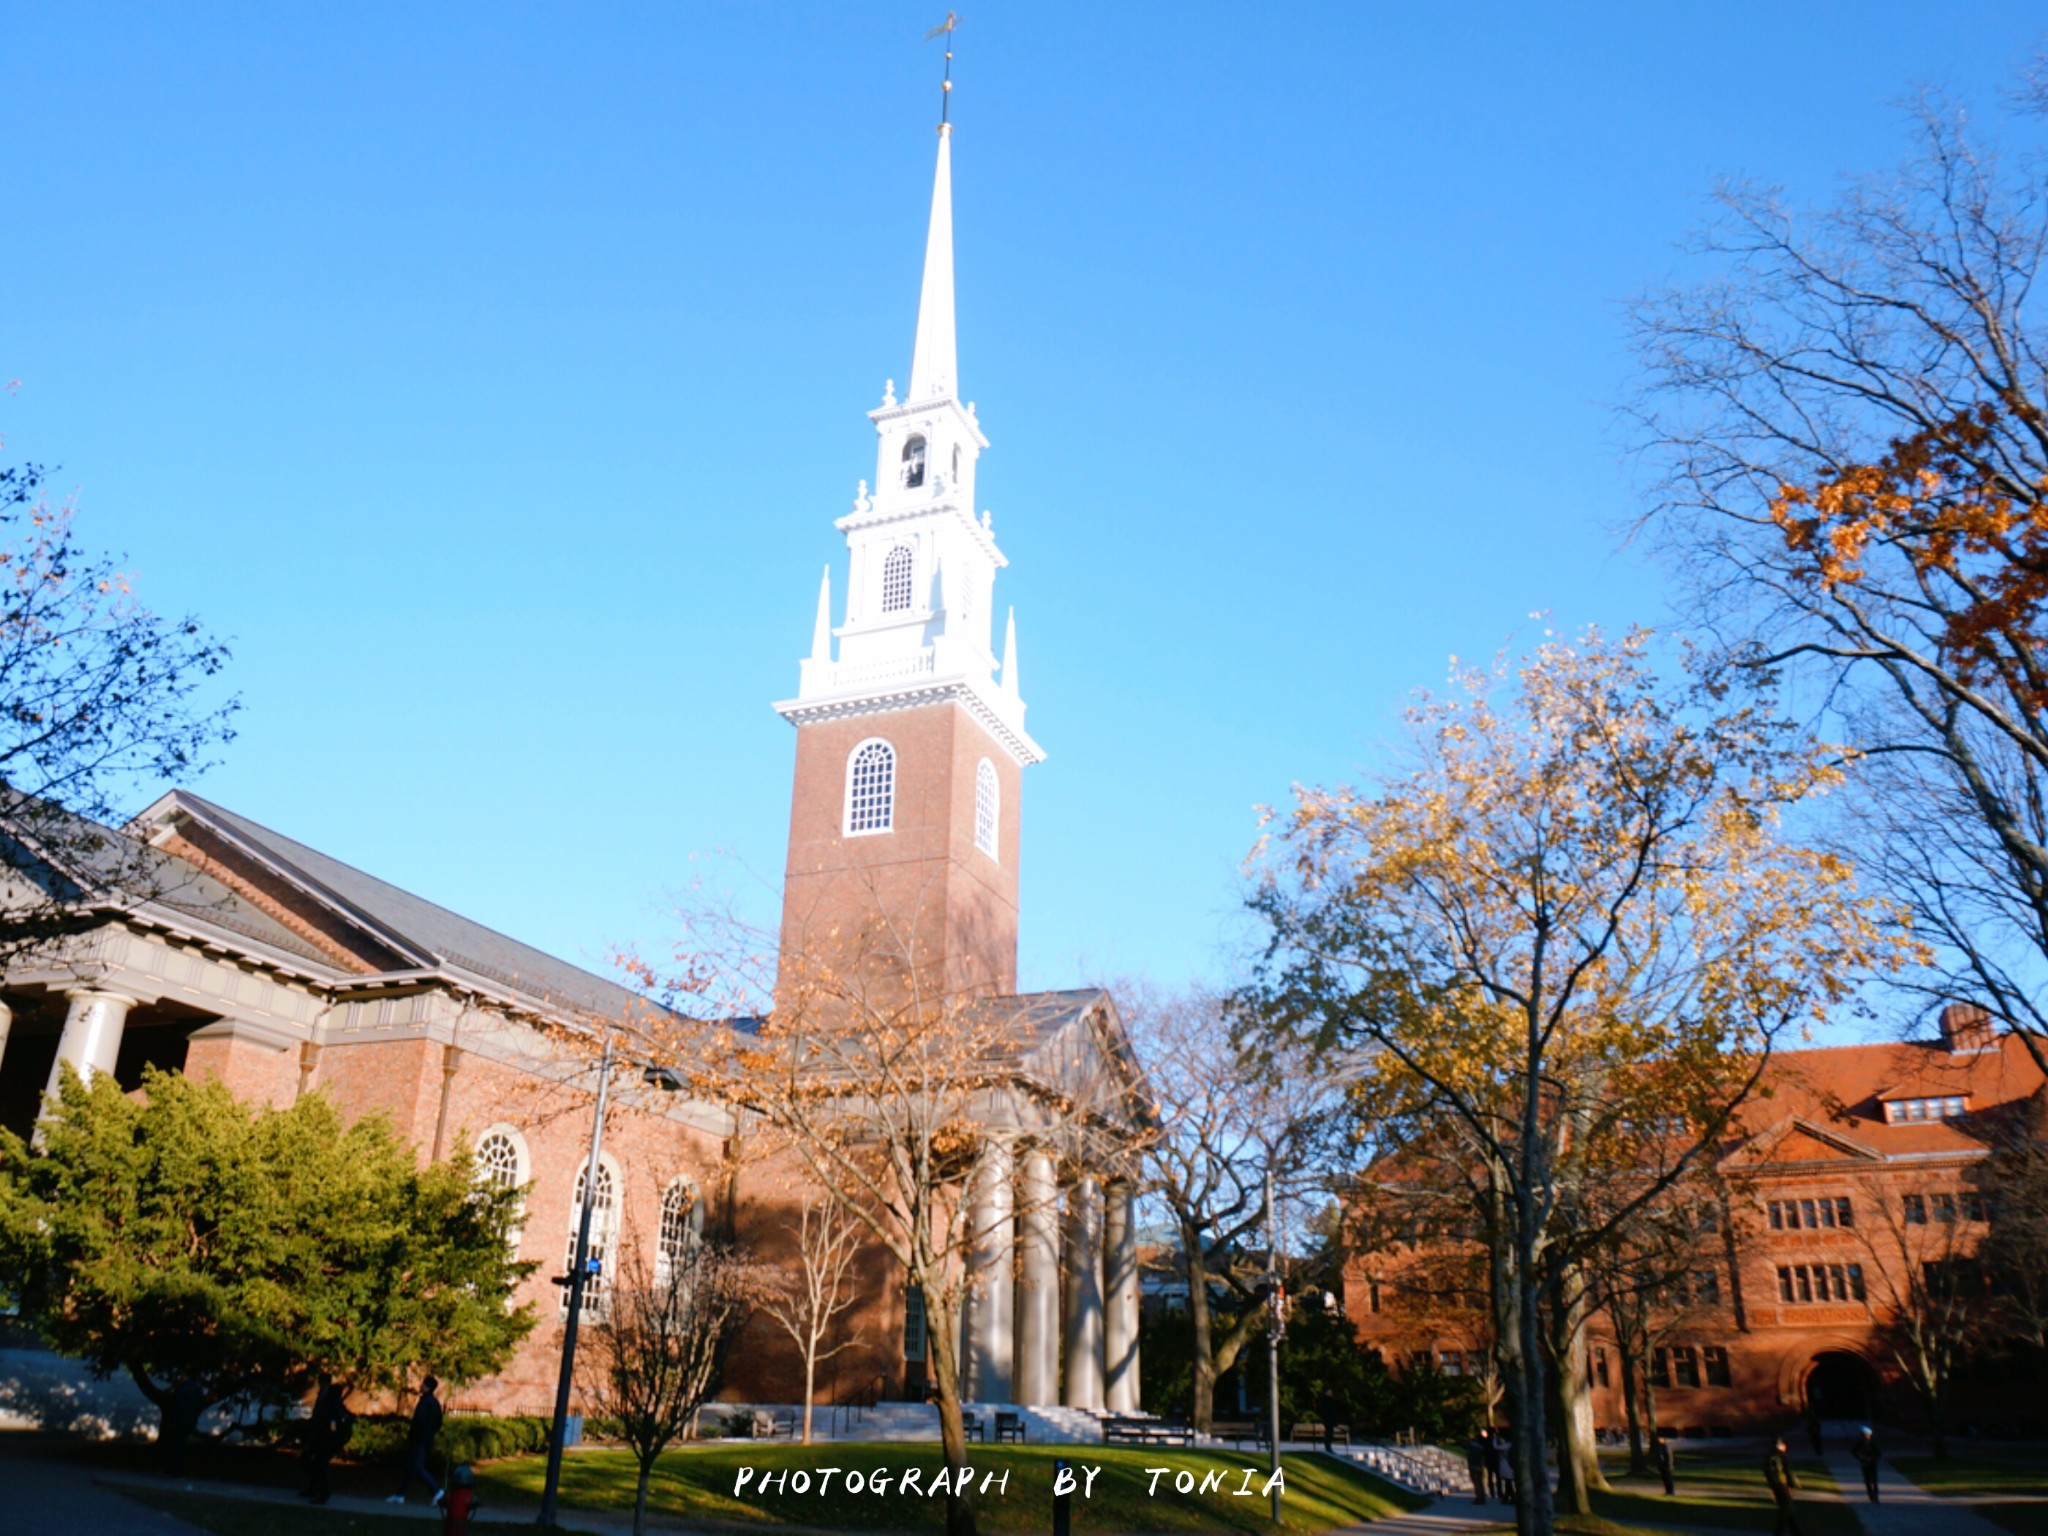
[
  {"left": 1062, "top": 1173, "right": 1104, "bottom": 1410},
  {"left": 1014, "top": 1147, "right": 1061, "bottom": 1405},
  {"left": 1104, "top": 1179, "right": 1141, "bottom": 1412},
  {"left": 42, "top": 989, "right": 133, "bottom": 1103},
  {"left": 961, "top": 1141, "right": 1015, "bottom": 1402}
]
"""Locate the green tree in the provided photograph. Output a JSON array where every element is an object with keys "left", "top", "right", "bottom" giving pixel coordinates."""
[{"left": 0, "top": 1066, "right": 534, "bottom": 1420}]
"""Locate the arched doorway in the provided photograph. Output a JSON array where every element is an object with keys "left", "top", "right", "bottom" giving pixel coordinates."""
[{"left": 1804, "top": 1351, "right": 1880, "bottom": 1421}]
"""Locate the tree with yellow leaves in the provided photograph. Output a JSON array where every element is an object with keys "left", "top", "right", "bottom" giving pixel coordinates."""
[{"left": 1247, "top": 630, "right": 1907, "bottom": 1536}]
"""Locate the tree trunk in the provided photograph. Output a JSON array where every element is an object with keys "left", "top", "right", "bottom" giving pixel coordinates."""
[
  {"left": 634, "top": 1457, "right": 653, "bottom": 1536},
  {"left": 802, "top": 1348, "right": 817, "bottom": 1445},
  {"left": 1616, "top": 1334, "right": 1646, "bottom": 1476},
  {"left": 1547, "top": 1271, "right": 1608, "bottom": 1513},
  {"left": 1186, "top": 1235, "right": 1218, "bottom": 1433},
  {"left": 1512, "top": 1215, "right": 1554, "bottom": 1534},
  {"left": 924, "top": 1285, "right": 976, "bottom": 1536}
]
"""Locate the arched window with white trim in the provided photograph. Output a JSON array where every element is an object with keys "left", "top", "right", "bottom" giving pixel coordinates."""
[
  {"left": 846, "top": 739, "right": 896, "bottom": 835},
  {"left": 655, "top": 1177, "right": 704, "bottom": 1287},
  {"left": 901, "top": 434, "right": 927, "bottom": 489},
  {"left": 472, "top": 1126, "right": 529, "bottom": 1261},
  {"left": 974, "top": 757, "right": 999, "bottom": 859},
  {"left": 562, "top": 1158, "right": 620, "bottom": 1318},
  {"left": 881, "top": 545, "right": 914, "bottom": 614}
]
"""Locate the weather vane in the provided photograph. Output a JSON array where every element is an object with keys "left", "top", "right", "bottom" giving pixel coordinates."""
[{"left": 925, "top": 12, "right": 959, "bottom": 127}]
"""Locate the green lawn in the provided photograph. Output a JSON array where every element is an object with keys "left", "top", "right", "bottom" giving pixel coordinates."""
[
  {"left": 1892, "top": 1452, "right": 2048, "bottom": 1497},
  {"left": 1589, "top": 1451, "right": 1858, "bottom": 1535},
  {"left": 477, "top": 1443, "right": 1422, "bottom": 1534}
]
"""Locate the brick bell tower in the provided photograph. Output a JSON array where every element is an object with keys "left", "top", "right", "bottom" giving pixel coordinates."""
[{"left": 773, "top": 112, "right": 1042, "bottom": 1011}]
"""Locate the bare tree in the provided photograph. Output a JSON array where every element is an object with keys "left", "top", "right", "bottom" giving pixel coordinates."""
[
  {"left": 585, "top": 1236, "right": 760, "bottom": 1536},
  {"left": 0, "top": 465, "right": 237, "bottom": 961},
  {"left": 1126, "top": 983, "right": 1348, "bottom": 1433},
  {"left": 1631, "top": 86, "right": 2048, "bottom": 1074},
  {"left": 632, "top": 902, "right": 1138, "bottom": 1536},
  {"left": 757, "top": 1193, "right": 864, "bottom": 1444},
  {"left": 1973, "top": 1111, "right": 2048, "bottom": 1354}
]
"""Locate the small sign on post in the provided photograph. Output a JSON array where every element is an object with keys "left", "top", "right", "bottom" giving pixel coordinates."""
[{"left": 1052, "top": 1456, "right": 1071, "bottom": 1536}]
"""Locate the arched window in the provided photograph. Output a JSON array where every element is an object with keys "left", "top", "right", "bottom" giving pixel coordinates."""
[
  {"left": 974, "top": 758, "right": 999, "bottom": 859},
  {"left": 881, "top": 545, "right": 914, "bottom": 614},
  {"left": 562, "top": 1158, "right": 619, "bottom": 1318},
  {"left": 901, "top": 434, "right": 927, "bottom": 489},
  {"left": 476, "top": 1131, "right": 522, "bottom": 1194},
  {"left": 655, "top": 1177, "right": 704, "bottom": 1287},
  {"left": 846, "top": 739, "right": 896, "bottom": 835},
  {"left": 951, "top": 444, "right": 962, "bottom": 482}
]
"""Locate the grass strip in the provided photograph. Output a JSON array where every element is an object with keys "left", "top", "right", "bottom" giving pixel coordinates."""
[{"left": 477, "top": 1443, "right": 1420, "bottom": 1534}]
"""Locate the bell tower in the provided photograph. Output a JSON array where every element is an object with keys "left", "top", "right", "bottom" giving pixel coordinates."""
[{"left": 773, "top": 113, "right": 1042, "bottom": 1012}]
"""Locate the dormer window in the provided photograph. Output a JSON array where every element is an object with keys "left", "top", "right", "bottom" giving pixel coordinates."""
[
  {"left": 1882, "top": 1095, "right": 1967, "bottom": 1124},
  {"left": 902, "top": 434, "right": 927, "bottom": 489}
]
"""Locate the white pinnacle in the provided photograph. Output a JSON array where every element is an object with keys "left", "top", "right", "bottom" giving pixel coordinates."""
[
  {"left": 907, "top": 125, "right": 957, "bottom": 402},
  {"left": 809, "top": 567, "right": 833, "bottom": 662},
  {"left": 1002, "top": 607, "right": 1018, "bottom": 697}
]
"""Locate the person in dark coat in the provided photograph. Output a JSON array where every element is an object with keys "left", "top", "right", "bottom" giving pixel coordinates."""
[
  {"left": 1653, "top": 1431, "right": 1676, "bottom": 1496},
  {"left": 159, "top": 1376, "right": 207, "bottom": 1478},
  {"left": 1764, "top": 1435, "right": 1803, "bottom": 1536},
  {"left": 1493, "top": 1431, "right": 1517, "bottom": 1503},
  {"left": 1465, "top": 1435, "right": 1491, "bottom": 1502},
  {"left": 387, "top": 1375, "right": 444, "bottom": 1505},
  {"left": 302, "top": 1374, "right": 346, "bottom": 1505},
  {"left": 1850, "top": 1426, "right": 1881, "bottom": 1504}
]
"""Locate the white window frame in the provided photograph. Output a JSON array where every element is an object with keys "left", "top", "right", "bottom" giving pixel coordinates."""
[
  {"left": 845, "top": 738, "right": 897, "bottom": 836},
  {"left": 472, "top": 1124, "right": 530, "bottom": 1257},
  {"left": 974, "top": 757, "right": 999, "bottom": 859},
  {"left": 881, "top": 544, "right": 915, "bottom": 613},
  {"left": 562, "top": 1153, "right": 623, "bottom": 1319},
  {"left": 655, "top": 1176, "right": 705, "bottom": 1288}
]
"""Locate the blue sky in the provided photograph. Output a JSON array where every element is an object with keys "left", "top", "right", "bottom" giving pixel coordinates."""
[{"left": 2, "top": 3, "right": 2038, "bottom": 996}]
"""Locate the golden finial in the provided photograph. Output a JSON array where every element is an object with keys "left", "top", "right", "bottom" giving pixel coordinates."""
[{"left": 925, "top": 12, "right": 959, "bottom": 128}]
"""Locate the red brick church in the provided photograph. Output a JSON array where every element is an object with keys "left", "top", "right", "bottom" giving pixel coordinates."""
[{"left": 0, "top": 96, "right": 1149, "bottom": 1420}]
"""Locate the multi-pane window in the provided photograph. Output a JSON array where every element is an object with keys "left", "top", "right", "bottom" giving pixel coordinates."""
[
  {"left": 846, "top": 740, "right": 896, "bottom": 834},
  {"left": 1962, "top": 1190, "right": 1986, "bottom": 1222},
  {"left": 1703, "top": 1346, "right": 1732, "bottom": 1387},
  {"left": 1933, "top": 1191, "right": 1958, "bottom": 1224},
  {"left": 562, "top": 1160, "right": 617, "bottom": 1318},
  {"left": 974, "top": 758, "right": 999, "bottom": 858},
  {"left": 1883, "top": 1095, "right": 1968, "bottom": 1123},
  {"left": 881, "top": 545, "right": 915, "bottom": 613},
  {"left": 1438, "top": 1349, "right": 1464, "bottom": 1376},
  {"left": 1904, "top": 1193, "right": 1928, "bottom": 1225},
  {"left": 655, "top": 1178, "right": 703, "bottom": 1287},
  {"left": 476, "top": 1131, "right": 521, "bottom": 1193},
  {"left": 1768, "top": 1195, "right": 1853, "bottom": 1230},
  {"left": 1776, "top": 1263, "right": 1866, "bottom": 1303}
]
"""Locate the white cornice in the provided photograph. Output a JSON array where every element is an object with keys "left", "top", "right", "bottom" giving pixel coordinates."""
[
  {"left": 836, "top": 498, "right": 1007, "bottom": 567},
  {"left": 773, "top": 675, "right": 1045, "bottom": 767},
  {"left": 868, "top": 394, "right": 988, "bottom": 449}
]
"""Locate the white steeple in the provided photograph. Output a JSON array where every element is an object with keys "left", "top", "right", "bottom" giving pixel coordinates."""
[
  {"left": 774, "top": 99, "right": 1040, "bottom": 768},
  {"left": 908, "top": 125, "right": 957, "bottom": 403}
]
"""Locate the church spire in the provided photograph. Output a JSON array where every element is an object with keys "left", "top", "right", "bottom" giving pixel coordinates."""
[{"left": 907, "top": 124, "right": 957, "bottom": 402}]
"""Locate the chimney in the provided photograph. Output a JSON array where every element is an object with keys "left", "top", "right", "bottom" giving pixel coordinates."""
[{"left": 1939, "top": 1003, "right": 1998, "bottom": 1054}]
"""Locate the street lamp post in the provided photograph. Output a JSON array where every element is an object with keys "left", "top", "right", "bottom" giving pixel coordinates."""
[
  {"left": 539, "top": 1032, "right": 614, "bottom": 1529},
  {"left": 1265, "top": 1164, "right": 1284, "bottom": 1525}
]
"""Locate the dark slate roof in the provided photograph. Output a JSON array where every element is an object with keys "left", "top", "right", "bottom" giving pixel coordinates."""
[{"left": 159, "top": 792, "right": 649, "bottom": 1020}]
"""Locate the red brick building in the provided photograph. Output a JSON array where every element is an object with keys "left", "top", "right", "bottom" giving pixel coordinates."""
[{"left": 1345, "top": 1007, "right": 2047, "bottom": 1434}]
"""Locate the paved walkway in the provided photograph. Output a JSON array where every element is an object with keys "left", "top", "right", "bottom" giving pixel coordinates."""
[
  {"left": 0, "top": 1432, "right": 210, "bottom": 1536},
  {"left": 1819, "top": 1434, "right": 2013, "bottom": 1536}
]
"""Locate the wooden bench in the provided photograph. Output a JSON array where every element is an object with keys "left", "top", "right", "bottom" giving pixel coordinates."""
[
  {"left": 1209, "top": 1419, "right": 1268, "bottom": 1448},
  {"left": 1103, "top": 1416, "right": 1194, "bottom": 1446},
  {"left": 994, "top": 1411, "right": 1026, "bottom": 1444},
  {"left": 962, "top": 1412, "right": 986, "bottom": 1443},
  {"left": 1291, "top": 1421, "right": 1352, "bottom": 1447},
  {"left": 750, "top": 1410, "right": 797, "bottom": 1440}
]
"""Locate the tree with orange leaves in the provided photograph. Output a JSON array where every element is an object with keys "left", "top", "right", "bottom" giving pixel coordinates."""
[{"left": 1634, "top": 86, "right": 2048, "bottom": 1077}]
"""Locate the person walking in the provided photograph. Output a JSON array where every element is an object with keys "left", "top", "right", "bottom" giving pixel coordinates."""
[
  {"left": 301, "top": 1374, "right": 350, "bottom": 1505},
  {"left": 387, "top": 1375, "right": 444, "bottom": 1506},
  {"left": 1653, "top": 1432, "right": 1676, "bottom": 1496},
  {"left": 1851, "top": 1426, "right": 1882, "bottom": 1504},
  {"left": 1764, "top": 1435, "right": 1803, "bottom": 1536},
  {"left": 1493, "top": 1431, "right": 1517, "bottom": 1503},
  {"left": 1465, "top": 1434, "right": 1491, "bottom": 1503}
]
